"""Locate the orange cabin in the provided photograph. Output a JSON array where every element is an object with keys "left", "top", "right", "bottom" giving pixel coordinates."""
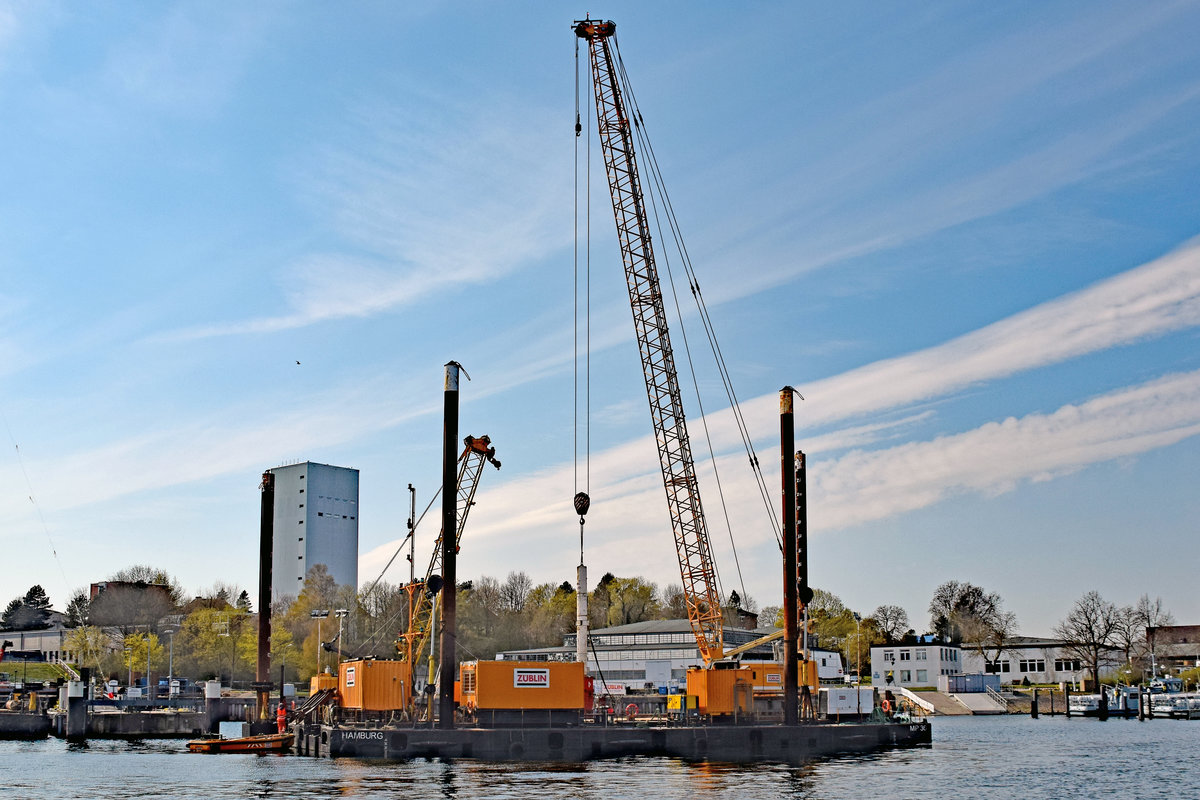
[
  {"left": 460, "top": 661, "right": 586, "bottom": 711},
  {"left": 338, "top": 659, "right": 412, "bottom": 711}
]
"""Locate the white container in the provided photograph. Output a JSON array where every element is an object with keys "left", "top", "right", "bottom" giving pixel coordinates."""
[
  {"left": 204, "top": 680, "right": 222, "bottom": 699},
  {"left": 819, "top": 686, "right": 874, "bottom": 716}
]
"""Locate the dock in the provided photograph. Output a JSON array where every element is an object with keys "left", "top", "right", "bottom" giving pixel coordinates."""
[{"left": 297, "top": 719, "right": 932, "bottom": 763}]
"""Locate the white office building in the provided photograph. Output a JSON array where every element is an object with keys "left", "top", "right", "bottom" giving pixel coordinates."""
[
  {"left": 959, "top": 636, "right": 1091, "bottom": 685},
  {"left": 270, "top": 462, "right": 359, "bottom": 596},
  {"left": 870, "top": 639, "right": 962, "bottom": 689}
]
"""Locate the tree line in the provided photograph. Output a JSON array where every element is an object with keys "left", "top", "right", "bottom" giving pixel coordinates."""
[{"left": 3, "top": 566, "right": 1177, "bottom": 690}]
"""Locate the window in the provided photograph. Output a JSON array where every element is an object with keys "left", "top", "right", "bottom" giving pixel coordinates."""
[
  {"left": 985, "top": 660, "right": 1011, "bottom": 674},
  {"left": 900, "top": 670, "right": 912, "bottom": 682},
  {"left": 1055, "top": 658, "right": 1082, "bottom": 671},
  {"left": 1019, "top": 659, "right": 1046, "bottom": 672},
  {"left": 916, "top": 670, "right": 928, "bottom": 683},
  {"left": 899, "top": 651, "right": 911, "bottom": 661},
  {"left": 916, "top": 649, "right": 927, "bottom": 661},
  {"left": 883, "top": 650, "right": 895, "bottom": 663}
]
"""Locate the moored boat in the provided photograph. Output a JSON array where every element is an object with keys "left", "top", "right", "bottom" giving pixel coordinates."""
[{"left": 187, "top": 732, "right": 294, "bottom": 753}]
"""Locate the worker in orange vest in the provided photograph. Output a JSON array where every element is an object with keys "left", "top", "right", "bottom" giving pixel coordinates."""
[{"left": 276, "top": 702, "right": 287, "bottom": 734}]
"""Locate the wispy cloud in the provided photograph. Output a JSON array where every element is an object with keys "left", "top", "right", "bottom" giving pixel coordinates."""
[
  {"left": 812, "top": 370, "right": 1200, "bottom": 528},
  {"left": 167, "top": 90, "right": 571, "bottom": 340},
  {"left": 775, "top": 237, "right": 1200, "bottom": 432}
]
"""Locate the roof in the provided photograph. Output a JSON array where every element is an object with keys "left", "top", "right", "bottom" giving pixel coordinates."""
[{"left": 586, "top": 619, "right": 758, "bottom": 636}]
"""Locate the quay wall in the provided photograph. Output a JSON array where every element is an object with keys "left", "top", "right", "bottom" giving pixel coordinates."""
[{"left": 0, "top": 712, "right": 51, "bottom": 739}]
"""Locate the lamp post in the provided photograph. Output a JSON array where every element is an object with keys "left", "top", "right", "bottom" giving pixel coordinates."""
[
  {"left": 853, "top": 612, "right": 862, "bottom": 680},
  {"left": 310, "top": 609, "right": 330, "bottom": 673},
  {"left": 334, "top": 609, "right": 350, "bottom": 666},
  {"left": 125, "top": 641, "right": 132, "bottom": 690},
  {"left": 162, "top": 626, "right": 178, "bottom": 696}
]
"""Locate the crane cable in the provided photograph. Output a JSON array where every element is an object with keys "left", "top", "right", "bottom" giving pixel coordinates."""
[
  {"left": 574, "top": 34, "right": 592, "bottom": 563},
  {"left": 613, "top": 40, "right": 783, "bottom": 555},
  {"left": 2, "top": 411, "right": 69, "bottom": 586}
]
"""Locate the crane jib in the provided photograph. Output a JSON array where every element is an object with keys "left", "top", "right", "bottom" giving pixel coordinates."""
[{"left": 577, "top": 19, "right": 724, "bottom": 665}]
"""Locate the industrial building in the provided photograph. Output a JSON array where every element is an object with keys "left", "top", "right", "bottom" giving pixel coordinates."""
[
  {"left": 496, "top": 619, "right": 842, "bottom": 691},
  {"left": 269, "top": 461, "right": 359, "bottom": 596}
]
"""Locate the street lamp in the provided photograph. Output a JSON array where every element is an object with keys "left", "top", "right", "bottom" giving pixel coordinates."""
[
  {"left": 852, "top": 612, "right": 862, "bottom": 681},
  {"left": 310, "top": 609, "right": 330, "bottom": 673},
  {"left": 334, "top": 609, "right": 350, "bottom": 666},
  {"left": 162, "top": 626, "right": 179, "bottom": 696}
]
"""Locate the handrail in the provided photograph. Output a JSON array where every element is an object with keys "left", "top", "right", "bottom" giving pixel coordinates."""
[
  {"left": 985, "top": 685, "right": 1009, "bottom": 711},
  {"left": 53, "top": 657, "right": 80, "bottom": 681},
  {"left": 895, "top": 686, "right": 936, "bottom": 715}
]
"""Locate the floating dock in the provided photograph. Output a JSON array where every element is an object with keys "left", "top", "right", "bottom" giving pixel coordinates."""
[{"left": 297, "top": 720, "right": 932, "bottom": 763}]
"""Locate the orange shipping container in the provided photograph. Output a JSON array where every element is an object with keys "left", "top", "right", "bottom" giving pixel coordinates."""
[
  {"left": 461, "top": 661, "right": 585, "bottom": 711},
  {"left": 338, "top": 659, "right": 412, "bottom": 711},
  {"left": 686, "top": 667, "right": 753, "bottom": 716}
]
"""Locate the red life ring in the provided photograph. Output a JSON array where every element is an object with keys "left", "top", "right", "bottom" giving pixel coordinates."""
[
  {"left": 625, "top": 703, "right": 638, "bottom": 719},
  {"left": 881, "top": 699, "right": 892, "bottom": 713}
]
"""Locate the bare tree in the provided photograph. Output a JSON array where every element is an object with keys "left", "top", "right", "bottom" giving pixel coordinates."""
[
  {"left": 871, "top": 605, "right": 910, "bottom": 644},
  {"left": 1111, "top": 605, "right": 1142, "bottom": 672},
  {"left": 499, "top": 571, "right": 533, "bottom": 613},
  {"left": 660, "top": 584, "right": 688, "bottom": 620},
  {"left": 1053, "top": 590, "right": 1120, "bottom": 689},
  {"left": 1134, "top": 594, "right": 1175, "bottom": 676}
]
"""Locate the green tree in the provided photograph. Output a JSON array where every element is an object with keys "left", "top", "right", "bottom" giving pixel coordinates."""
[
  {"left": 64, "top": 590, "right": 90, "bottom": 629},
  {"left": 605, "top": 577, "right": 660, "bottom": 626},
  {"left": 2, "top": 585, "right": 53, "bottom": 630}
]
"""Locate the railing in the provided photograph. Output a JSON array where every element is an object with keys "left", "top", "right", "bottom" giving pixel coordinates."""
[
  {"left": 985, "top": 685, "right": 1009, "bottom": 711},
  {"left": 52, "top": 658, "right": 80, "bottom": 681},
  {"left": 895, "top": 686, "right": 936, "bottom": 716}
]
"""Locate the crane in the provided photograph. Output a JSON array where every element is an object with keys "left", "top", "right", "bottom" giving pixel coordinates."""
[
  {"left": 397, "top": 435, "right": 500, "bottom": 672},
  {"left": 574, "top": 18, "right": 725, "bottom": 667}
]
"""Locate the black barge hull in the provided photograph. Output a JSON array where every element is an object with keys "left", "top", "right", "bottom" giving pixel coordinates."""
[{"left": 302, "top": 720, "right": 931, "bottom": 763}]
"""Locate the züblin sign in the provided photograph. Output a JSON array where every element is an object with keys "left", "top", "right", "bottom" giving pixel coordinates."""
[{"left": 513, "top": 668, "right": 550, "bottom": 688}]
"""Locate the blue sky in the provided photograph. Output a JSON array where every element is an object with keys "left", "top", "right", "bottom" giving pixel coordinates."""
[{"left": 1, "top": 2, "right": 1198, "bottom": 637}]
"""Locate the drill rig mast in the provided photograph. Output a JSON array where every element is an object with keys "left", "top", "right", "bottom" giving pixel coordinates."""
[{"left": 397, "top": 435, "right": 500, "bottom": 670}]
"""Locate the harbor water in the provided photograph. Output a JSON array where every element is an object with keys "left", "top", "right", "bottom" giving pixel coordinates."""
[{"left": 2, "top": 716, "right": 1198, "bottom": 799}]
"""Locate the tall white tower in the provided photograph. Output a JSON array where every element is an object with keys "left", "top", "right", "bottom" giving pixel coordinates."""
[{"left": 269, "top": 461, "right": 359, "bottom": 597}]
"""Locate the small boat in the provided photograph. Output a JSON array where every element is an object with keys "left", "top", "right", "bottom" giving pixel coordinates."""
[{"left": 187, "top": 732, "right": 294, "bottom": 753}]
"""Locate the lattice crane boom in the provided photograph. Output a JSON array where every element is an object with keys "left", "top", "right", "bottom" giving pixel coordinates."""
[
  {"left": 397, "top": 435, "right": 500, "bottom": 667},
  {"left": 575, "top": 19, "right": 724, "bottom": 665}
]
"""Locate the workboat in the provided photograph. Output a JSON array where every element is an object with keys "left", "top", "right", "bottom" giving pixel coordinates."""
[{"left": 187, "top": 732, "right": 294, "bottom": 753}]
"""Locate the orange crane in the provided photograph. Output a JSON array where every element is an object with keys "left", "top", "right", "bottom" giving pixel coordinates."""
[
  {"left": 397, "top": 435, "right": 500, "bottom": 675},
  {"left": 574, "top": 18, "right": 725, "bottom": 668}
]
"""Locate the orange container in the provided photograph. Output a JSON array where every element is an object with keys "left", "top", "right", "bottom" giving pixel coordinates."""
[
  {"left": 686, "top": 667, "right": 753, "bottom": 715},
  {"left": 460, "top": 661, "right": 585, "bottom": 711},
  {"left": 338, "top": 659, "right": 412, "bottom": 711},
  {"left": 746, "top": 661, "right": 818, "bottom": 692}
]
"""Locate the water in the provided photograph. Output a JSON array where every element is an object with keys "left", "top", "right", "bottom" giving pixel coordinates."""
[{"left": 1, "top": 717, "right": 1197, "bottom": 799}]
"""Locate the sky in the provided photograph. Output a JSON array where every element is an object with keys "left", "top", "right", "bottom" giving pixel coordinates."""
[{"left": 1, "top": 2, "right": 1198, "bottom": 638}]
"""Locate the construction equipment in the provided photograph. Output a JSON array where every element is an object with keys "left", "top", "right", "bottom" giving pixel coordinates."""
[
  {"left": 574, "top": 18, "right": 724, "bottom": 669},
  {"left": 396, "top": 435, "right": 500, "bottom": 674},
  {"left": 575, "top": 21, "right": 823, "bottom": 716}
]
